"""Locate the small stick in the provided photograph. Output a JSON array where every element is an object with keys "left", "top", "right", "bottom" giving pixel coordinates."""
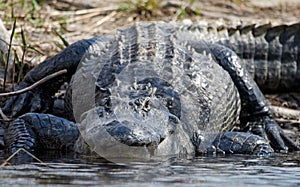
[
  {"left": 271, "top": 105, "right": 300, "bottom": 120},
  {"left": 275, "top": 118, "right": 300, "bottom": 125},
  {"left": 0, "top": 69, "right": 67, "bottom": 97},
  {"left": 84, "top": 11, "right": 117, "bottom": 32},
  {"left": 95, "top": 11, "right": 117, "bottom": 26},
  {"left": 50, "top": 6, "right": 119, "bottom": 16},
  {"left": 67, "top": 11, "right": 101, "bottom": 23},
  {"left": 0, "top": 148, "right": 46, "bottom": 168}
]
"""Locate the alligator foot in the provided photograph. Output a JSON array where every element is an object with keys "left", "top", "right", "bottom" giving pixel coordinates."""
[
  {"left": 244, "top": 116, "right": 300, "bottom": 152},
  {"left": 193, "top": 131, "right": 274, "bottom": 155},
  {"left": 4, "top": 113, "right": 79, "bottom": 153}
]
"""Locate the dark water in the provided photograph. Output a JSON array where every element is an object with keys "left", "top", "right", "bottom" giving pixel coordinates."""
[{"left": 0, "top": 151, "right": 299, "bottom": 187}]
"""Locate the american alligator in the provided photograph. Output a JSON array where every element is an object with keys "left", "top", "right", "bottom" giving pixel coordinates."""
[{"left": 1, "top": 21, "right": 300, "bottom": 159}]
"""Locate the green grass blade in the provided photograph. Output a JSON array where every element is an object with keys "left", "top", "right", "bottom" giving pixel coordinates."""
[
  {"left": 54, "top": 30, "right": 69, "bottom": 48},
  {"left": 3, "top": 18, "right": 16, "bottom": 90}
]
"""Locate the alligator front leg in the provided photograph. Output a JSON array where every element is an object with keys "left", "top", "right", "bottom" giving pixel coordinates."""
[
  {"left": 1, "top": 37, "right": 111, "bottom": 119},
  {"left": 206, "top": 44, "right": 300, "bottom": 152},
  {"left": 4, "top": 113, "right": 79, "bottom": 153}
]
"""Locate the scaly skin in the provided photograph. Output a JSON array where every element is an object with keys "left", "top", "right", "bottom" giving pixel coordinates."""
[
  {"left": 179, "top": 22, "right": 300, "bottom": 92},
  {"left": 4, "top": 113, "right": 79, "bottom": 153},
  {"left": 1, "top": 22, "right": 300, "bottom": 157}
]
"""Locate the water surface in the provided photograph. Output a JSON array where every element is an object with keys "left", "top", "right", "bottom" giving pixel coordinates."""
[{"left": 0, "top": 151, "right": 299, "bottom": 187}]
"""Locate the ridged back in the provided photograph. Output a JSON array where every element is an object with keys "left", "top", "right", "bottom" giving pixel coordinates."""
[{"left": 86, "top": 22, "right": 241, "bottom": 144}]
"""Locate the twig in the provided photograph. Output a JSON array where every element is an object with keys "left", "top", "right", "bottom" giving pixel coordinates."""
[
  {"left": 0, "top": 148, "right": 46, "bottom": 168},
  {"left": 84, "top": 11, "right": 117, "bottom": 32},
  {"left": 275, "top": 118, "right": 300, "bottom": 125},
  {"left": 271, "top": 105, "right": 300, "bottom": 120},
  {"left": 0, "top": 69, "right": 67, "bottom": 97},
  {"left": 67, "top": 11, "right": 103, "bottom": 23},
  {"left": 49, "top": 6, "right": 119, "bottom": 16},
  {"left": 95, "top": 11, "right": 117, "bottom": 27}
]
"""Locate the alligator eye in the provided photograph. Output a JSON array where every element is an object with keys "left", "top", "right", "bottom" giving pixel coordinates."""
[{"left": 166, "top": 98, "right": 173, "bottom": 108}]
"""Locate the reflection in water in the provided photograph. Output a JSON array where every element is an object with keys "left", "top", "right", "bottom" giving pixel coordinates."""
[{"left": 0, "top": 151, "right": 299, "bottom": 186}]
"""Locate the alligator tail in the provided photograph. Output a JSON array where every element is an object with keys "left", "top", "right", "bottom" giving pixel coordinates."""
[{"left": 219, "top": 22, "right": 300, "bottom": 92}]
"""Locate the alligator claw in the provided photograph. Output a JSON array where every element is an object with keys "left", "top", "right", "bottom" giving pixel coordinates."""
[
  {"left": 265, "top": 122, "right": 288, "bottom": 152},
  {"left": 246, "top": 117, "right": 300, "bottom": 152},
  {"left": 266, "top": 122, "right": 300, "bottom": 151}
]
